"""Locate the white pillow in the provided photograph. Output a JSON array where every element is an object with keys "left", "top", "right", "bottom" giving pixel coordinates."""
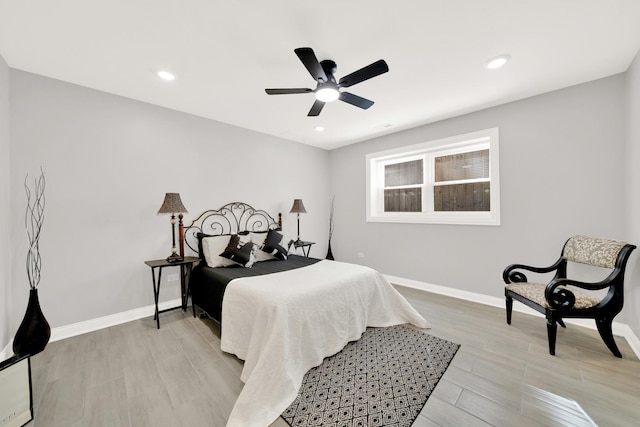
[
  {"left": 249, "top": 231, "right": 277, "bottom": 262},
  {"left": 202, "top": 235, "right": 237, "bottom": 268}
]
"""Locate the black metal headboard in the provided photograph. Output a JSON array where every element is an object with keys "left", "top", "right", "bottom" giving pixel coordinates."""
[{"left": 181, "top": 202, "right": 282, "bottom": 255}]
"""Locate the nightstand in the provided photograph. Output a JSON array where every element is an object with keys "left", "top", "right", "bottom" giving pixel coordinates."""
[
  {"left": 288, "top": 240, "right": 315, "bottom": 257},
  {"left": 144, "top": 256, "right": 199, "bottom": 329}
]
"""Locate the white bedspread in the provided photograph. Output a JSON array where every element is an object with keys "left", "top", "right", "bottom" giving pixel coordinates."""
[{"left": 220, "top": 260, "right": 430, "bottom": 426}]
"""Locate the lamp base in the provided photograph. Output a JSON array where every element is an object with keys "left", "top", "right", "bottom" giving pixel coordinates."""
[{"left": 166, "top": 253, "right": 183, "bottom": 263}]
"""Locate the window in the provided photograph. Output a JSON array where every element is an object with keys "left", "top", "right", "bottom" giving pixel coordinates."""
[
  {"left": 366, "top": 128, "right": 500, "bottom": 225},
  {"left": 384, "top": 158, "right": 423, "bottom": 212}
]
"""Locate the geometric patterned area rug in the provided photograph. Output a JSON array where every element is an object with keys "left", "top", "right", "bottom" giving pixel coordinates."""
[{"left": 282, "top": 324, "right": 460, "bottom": 427}]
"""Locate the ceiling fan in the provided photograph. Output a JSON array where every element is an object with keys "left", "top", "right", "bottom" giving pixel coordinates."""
[{"left": 265, "top": 47, "right": 389, "bottom": 117}]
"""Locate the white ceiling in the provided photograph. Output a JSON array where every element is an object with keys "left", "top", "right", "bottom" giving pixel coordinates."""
[{"left": 1, "top": 1, "right": 640, "bottom": 150}]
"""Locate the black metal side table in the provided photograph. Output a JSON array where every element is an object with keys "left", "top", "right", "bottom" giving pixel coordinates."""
[
  {"left": 144, "top": 256, "right": 199, "bottom": 329},
  {"left": 288, "top": 240, "right": 315, "bottom": 257}
]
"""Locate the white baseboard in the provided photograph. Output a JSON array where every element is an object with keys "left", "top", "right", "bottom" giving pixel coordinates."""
[
  {"left": 385, "top": 274, "right": 640, "bottom": 359},
  {"left": 1, "top": 298, "right": 182, "bottom": 360},
  {"left": 50, "top": 298, "right": 183, "bottom": 342}
]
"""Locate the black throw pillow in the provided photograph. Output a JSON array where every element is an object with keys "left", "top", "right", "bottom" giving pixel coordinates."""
[
  {"left": 220, "top": 234, "right": 258, "bottom": 267},
  {"left": 262, "top": 229, "right": 288, "bottom": 260}
]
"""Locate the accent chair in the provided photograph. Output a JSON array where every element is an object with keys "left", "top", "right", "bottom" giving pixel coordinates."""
[{"left": 503, "top": 235, "right": 636, "bottom": 357}]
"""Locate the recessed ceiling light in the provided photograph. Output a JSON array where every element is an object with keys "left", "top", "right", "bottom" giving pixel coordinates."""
[
  {"left": 157, "top": 70, "right": 176, "bottom": 81},
  {"left": 314, "top": 126, "right": 325, "bottom": 132},
  {"left": 485, "top": 54, "right": 511, "bottom": 70}
]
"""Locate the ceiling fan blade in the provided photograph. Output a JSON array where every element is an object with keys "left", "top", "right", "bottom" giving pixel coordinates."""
[
  {"left": 307, "top": 99, "right": 325, "bottom": 116},
  {"left": 295, "top": 47, "right": 328, "bottom": 82},
  {"left": 265, "top": 88, "right": 313, "bottom": 95},
  {"left": 338, "top": 59, "right": 389, "bottom": 88},
  {"left": 339, "top": 92, "right": 374, "bottom": 109}
]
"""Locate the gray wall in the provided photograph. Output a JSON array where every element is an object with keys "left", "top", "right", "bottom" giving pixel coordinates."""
[
  {"left": 8, "top": 70, "right": 330, "bottom": 331},
  {"left": 0, "top": 54, "right": 10, "bottom": 352},
  {"left": 625, "top": 50, "right": 640, "bottom": 338},
  {"left": 329, "top": 74, "right": 632, "bottom": 322}
]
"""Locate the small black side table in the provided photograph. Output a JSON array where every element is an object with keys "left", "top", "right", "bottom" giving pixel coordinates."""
[
  {"left": 144, "top": 256, "right": 199, "bottom": 329},
  {"left": 289, "top": 240, "right": 315, "bottom": 257}
]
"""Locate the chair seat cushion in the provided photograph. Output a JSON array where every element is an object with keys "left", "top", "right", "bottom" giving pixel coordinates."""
[{"left": 506, "top": 282, "right": 601, "bottom": 310}]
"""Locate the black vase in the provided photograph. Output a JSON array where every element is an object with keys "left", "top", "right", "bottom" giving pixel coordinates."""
[
  {"left": 13, "top": 288, "right": 51, "bottom": 357},
  {"left": 326, "top": 241, "right": 335, "bottom": 260}
]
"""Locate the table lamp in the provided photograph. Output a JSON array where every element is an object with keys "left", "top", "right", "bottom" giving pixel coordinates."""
[
  {"left": 289, "top": 199, "right": 307, "bottom": 243},
  {"left": 157, "top": 193, "right": 188, "bottom": 262}
]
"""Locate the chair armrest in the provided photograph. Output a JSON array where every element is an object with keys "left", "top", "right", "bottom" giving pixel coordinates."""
[
  {"left": 547, "top": 277, "right": 611, "bottom": 292},
  {"left": 544, "top": 277, "right": 610, "bottom": 309},
  {"left": 544, "top": 279, "right": 578, "bottom": 309},
  {"left": 544, "top": 277, "right": 611, "bottom": 302},
  {"left": 503, "top": 258, "right": 564, "bottom": 284}
]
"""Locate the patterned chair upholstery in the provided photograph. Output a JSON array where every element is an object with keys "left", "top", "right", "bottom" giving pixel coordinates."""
[{"left": 503, "top": 235, "right": 636, "bottom": 357}]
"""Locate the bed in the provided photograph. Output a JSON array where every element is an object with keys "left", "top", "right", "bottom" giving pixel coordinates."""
[{"left": 182, "top": 202, "right": 430, "bottom": 427}]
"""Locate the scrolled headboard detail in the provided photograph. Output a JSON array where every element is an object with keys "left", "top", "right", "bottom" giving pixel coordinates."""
[{"left": 181, "top": 202, "right": 282, "bottom": 256}]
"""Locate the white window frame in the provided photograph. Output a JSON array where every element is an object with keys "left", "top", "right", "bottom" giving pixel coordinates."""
[{"left": 366, "top": 128, "right": 500, "bottom": 225}]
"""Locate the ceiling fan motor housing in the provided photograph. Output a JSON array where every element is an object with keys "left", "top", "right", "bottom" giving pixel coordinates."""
[{"left": 320, "top": 60, "right": 337, "bottom": 80}]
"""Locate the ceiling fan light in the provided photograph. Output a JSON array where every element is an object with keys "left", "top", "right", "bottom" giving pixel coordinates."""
[{"left": 315, "top": 87, "right": 340, "bottom": 102}]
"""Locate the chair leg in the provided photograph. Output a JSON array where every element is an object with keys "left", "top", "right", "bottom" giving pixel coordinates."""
[
  {"left": 558, "top": 318, "right": 566, "bottom": 328},
  {"left": 596, "top": 317, "right": 622, "bottom": 358},
  {"left": 505, "top": 296, "right": 513, "bottom": 325},
  {"left": 546, "top": 311, "right": 558, "bottom": 355},
  {"left": 546, "top": 320, "right": 557, "bottom": 355}
]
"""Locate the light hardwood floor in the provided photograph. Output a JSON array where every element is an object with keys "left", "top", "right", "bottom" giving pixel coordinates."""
[{"left": 27, "top": 286, "right": 640, "bottom": 426}]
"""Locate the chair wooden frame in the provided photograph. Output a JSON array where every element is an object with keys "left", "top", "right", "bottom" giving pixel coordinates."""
[{"left": 503, "top": 236, "right": 636, "bottom": 357}]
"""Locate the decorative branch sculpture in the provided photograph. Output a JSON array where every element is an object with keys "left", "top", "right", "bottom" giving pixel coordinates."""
[
  {"left": 326, "top": 196, "right": 335, "bottom": 260},
  {"left": 25, "top": 168, "right": 45, "bottom": 289},
  {"left": 328, "top": 196, "right": 335, "bottom": 242},
  {"left": 13, "top": 167, "right": 50, "bottom": 357}
]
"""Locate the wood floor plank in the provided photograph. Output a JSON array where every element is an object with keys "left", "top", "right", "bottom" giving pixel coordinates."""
[
  {"left": 428, "top": 378, "right": 462, "bottom": 405},
  {"left": 174, "top": 396, "right": 230, "bottom": 427},
  {"left": 121, "top": 347, "right": 164, "bottom": 398},
  {"left": 85, "top": 346, "right": 125, "bottom": 388},
  {"left": 156, "top": 353, "right": 209, "bottom": 408},
  {"left": 83, "top": 378, "right": 130, "bottom": 427},
  {"left": 420, "top": 396, "right": 492, "bottom": 426},
  {"left": 126, "top": 382, "right": 181, "bottom": 427},
  {"left": 519, "top": 386, "right": 597, "bottom": 427},
  {"left": 33, "top": 374, "right": 86, "bottom": 427},
  {"left": 455, "top": 388, "right": 540, "bottom": 427},
  {"left": 144, "top": 324, "right": 182, "bottom": 363},
  {"left": 444, "top": 365, "right": 524, "bottom": 410},
  {"left": 193, "top": 358, "right": 244, "bottom": 419}
]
